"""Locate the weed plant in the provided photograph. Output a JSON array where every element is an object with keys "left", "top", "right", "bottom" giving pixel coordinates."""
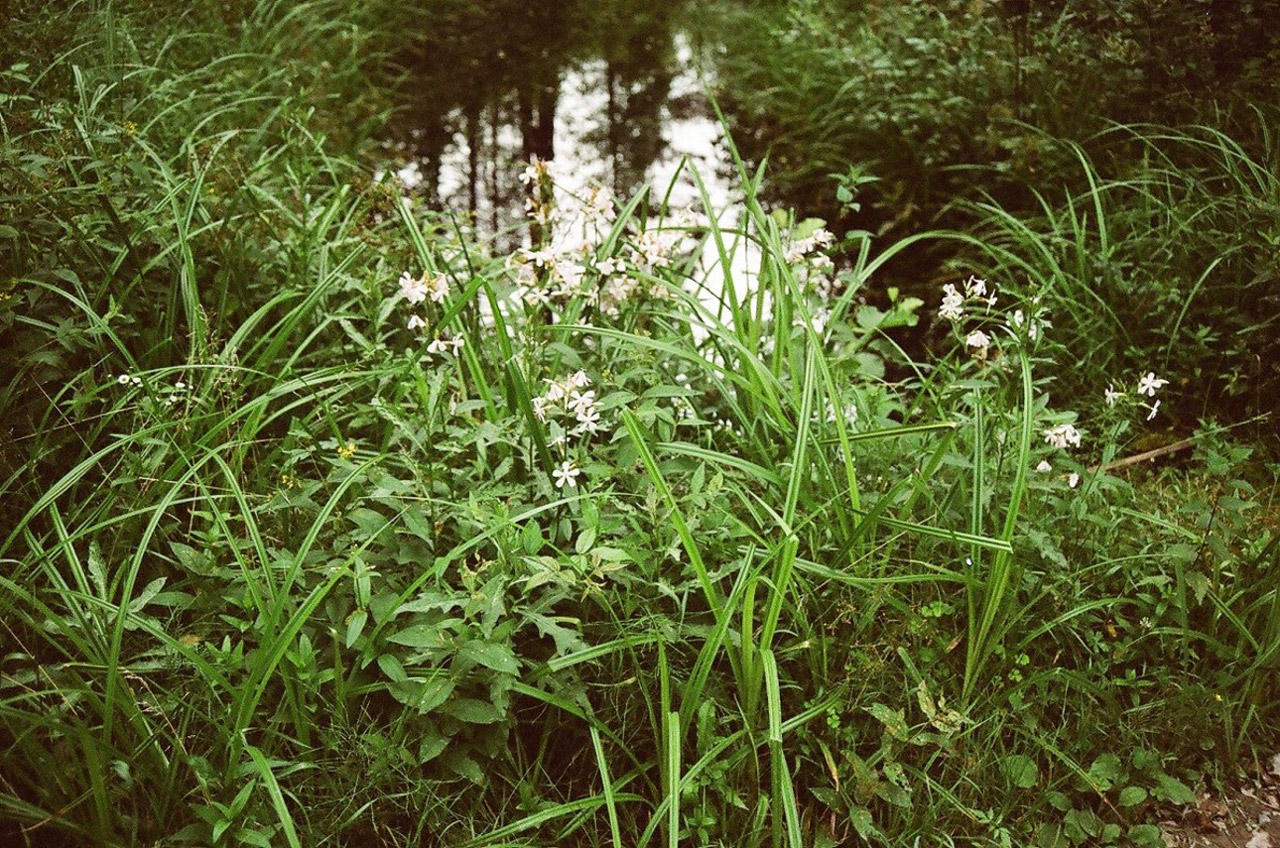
[{"left": 1, "top": 3, "right": 1278, "bottom": 848}]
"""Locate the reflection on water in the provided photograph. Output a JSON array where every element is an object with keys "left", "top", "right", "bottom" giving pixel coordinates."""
[{"left": 379, "top": 1, "right": 733, "bottom": 246}]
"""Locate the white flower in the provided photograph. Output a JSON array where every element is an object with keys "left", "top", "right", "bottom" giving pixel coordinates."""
[
  {"left": 568, "top": 370, "right": 591, "bottom": 389},
  {"left": 569, "top": 389, "right": 596, "bottom": 416},
  {"left": 965, "top": 330, "right": 992, "bottom": 349},
  {"left": 449, "top": 335, "right": 465, "bottom": 354},
  {"left": 522, "top": 248, "right": 557, "bottom": 267},
  {"left": 939, "top": 284, "right": 965, "bottom": 321},
  {"left": 399, "top": 271, "right": 429, "bottom": 304},
  {"left": 1104, "top": 384, "right": 1123, "bottom": 406},
  {"left": 407, "top": 314, "right": 427, "bottom": 331},
  {"left": 116, "top": 374, "right": 132, "bottom": 385},
  {"left": 1146, "top": 399, "right": 1161, "bottom": 421},
  {"left": 544, "top": 379, "right": 567, "bottom": 402},
  {"left": 1035, "top": 460, "right": 1052, "bottom": 472},
  {"left": 426, "top": 337, "right": 448, "bottom": 355},
  {"left": 552, "top": 459, "right": 581, "bottom": 489},
  {"left": 1043, "top": 423, "right": 1082, "bottom": 450},
  {"left": 1137, "top": 372, "right": 1169, "bottom": 397},
  {"left": 573, "top": 408, "right": 602, "bottom": 434},
  {"left": 1068, "top": 472, "right": 1080, "bottom": 489},
  {"left": 519, "top": 156, "right": 554, "bottom": 186},
  {"left": 522, "top": 286, "right": 551, "bottom": 307},
  {"left": 425, "top": 274, "right": 450, "bottom": 304}
]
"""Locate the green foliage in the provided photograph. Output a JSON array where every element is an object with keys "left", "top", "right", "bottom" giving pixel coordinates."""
[{"left": 1, "top": 2, "right": 1277, "bottom": 847}]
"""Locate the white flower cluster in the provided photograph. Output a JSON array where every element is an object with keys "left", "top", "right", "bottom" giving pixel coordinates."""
[
  {"left": 425, "top": 333, "right": 465, "bottom": 357},
  {"left": 515, "top": 242, "right": 592, "bottom": 307},
  {"left": 938, "top": 275, "right": 996, "bottom": 322},
  {"left": 628, "top": 229, "right": 679, "bottom": 272},
  {"left": 394, "top": 268, "right": 465, "bottom": 359},
  {"left": 793, "top": 307, "right": 831, "bottom": 336},
  {"left": 784, "top": 227, "right": 835, "bottom": 265},
  {"left": 1009, "top": 305, "right": 1048, "bottom": 342},
  {"left": 1043, "top": 423, "right": 1083, "bottom": 450},
  {"left": 534, "top": 371, "right": 602, "bottom": 489},
  {"left": 398, "top": 270, "right": 450, "bottom": 305},
  {"left": 1104, "top": 371, "right": 1170, "bottom": 420},
  {"left": 534, "top": 370, "right": 603, "bottom": 438},
  {"left": 518, "top": 156, "right": 556, "bottom": 188},
  {"left": 115, "top": 374, "right": 190, "bottom": 408}
]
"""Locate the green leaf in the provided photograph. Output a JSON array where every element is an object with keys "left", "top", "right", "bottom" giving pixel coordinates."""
[
  {"left": 387, "top": 624, "right": 450, "bottom": 649},
  {"left": 521, "top": 521, "right": 543, "bottom": 555},
  {"left": 867, "top": 703, "right": 909, "bottom": 741},
  {"left": 344, "top": 610, "right": 367, "bottom": 648},
  {"left": 1151, "top": 773, "right": 1196, "bottom": 805},
  {"left": 848, "top": 806, "right": 882, "bottom": 841},
  {"left": 1003, "top": 754, "right": 1039, "bottom": 789},
  {"left": 389, "top": 676, "right": 453, "bottom": 713},
  {"left": 1046, "top": 791, "right": 1073, "bottom": 812},
  {"left": 376, "top": 653, "right": 406, "bottom": 683},
  {"left": 446, "top": 698, "right": 504, "bottom": 724},
  {"left": 1118, "top": 786, "right": 1148, "bottom": 807},
  {"left": 456, "top": 640, "right": 519, "bottom": 675},
  {"left": 1127, "top": 824, "right": 1165, "bottom": 848},
  {"left": 575, "top": 525, "right": 597, "bottom": 554},
  {"left": 1087, "top": 753, "right": 1122, "bottom": 790}
]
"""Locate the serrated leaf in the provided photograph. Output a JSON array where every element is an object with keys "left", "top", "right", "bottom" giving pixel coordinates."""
[
  {"left": 443, "top": 750, "right": 485, "bottom": 783},
  {"left": 1186, "top": 571, "right": 1210, "bottom": 605},
  {"left": 417, "top": 734, "right": 447, "bottom": 765},
  {"left": 128, "top": 577, "right": 166, "bottom": 613}
]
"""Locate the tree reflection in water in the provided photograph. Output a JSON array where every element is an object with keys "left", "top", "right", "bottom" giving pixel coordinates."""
[{"left": 383, "top": 0, "right": 704, "bottom": 245}]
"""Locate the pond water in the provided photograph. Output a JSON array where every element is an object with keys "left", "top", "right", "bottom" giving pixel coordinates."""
[{"left": 377, "top": 3, "right": 738, "bottom": 250}]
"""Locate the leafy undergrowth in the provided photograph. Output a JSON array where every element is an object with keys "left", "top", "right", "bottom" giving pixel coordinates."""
[{"left": 1, "top": 3, "right": 1278, "bottom": 848}]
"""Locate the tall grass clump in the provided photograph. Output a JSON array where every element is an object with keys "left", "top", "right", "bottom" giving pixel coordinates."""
[
  {"left": 954, "top": 121, "right": 1280, "bottom": 438},
  {"left": 2, "top": 3, "right": 1279, "bottom": 847}
]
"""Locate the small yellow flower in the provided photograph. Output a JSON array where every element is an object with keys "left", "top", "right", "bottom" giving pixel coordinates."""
[
  {"left": 337, "top": 441, "right": 357, "bottom": 459},
  {"left": 122, "top": 120, "right": 137, "bottom": 136}
]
